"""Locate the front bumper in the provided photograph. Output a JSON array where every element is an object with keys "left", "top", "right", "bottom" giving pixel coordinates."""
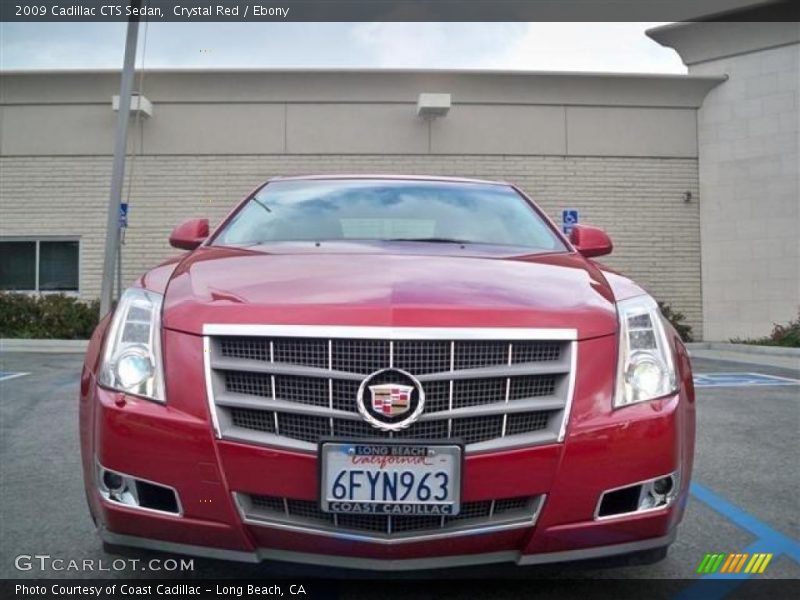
[
  {"left": 98, "top": 526, "right": 676, "bottom": 571},
  {"left": 80, "top": 333, "right": 695, "bottom": 569}
]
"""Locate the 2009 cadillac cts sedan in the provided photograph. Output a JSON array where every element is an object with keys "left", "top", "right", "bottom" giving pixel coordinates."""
[{"left": 80, "top": 175, "right": 695, "bottom": 570}]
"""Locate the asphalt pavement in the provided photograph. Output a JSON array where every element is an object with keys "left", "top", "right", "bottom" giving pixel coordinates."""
[{"left": 1, "top": 349, "right": 798, "bottom": 595}]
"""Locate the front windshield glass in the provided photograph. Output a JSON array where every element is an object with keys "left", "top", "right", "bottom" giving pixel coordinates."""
[{"left": 213, "top": 179, "right": 566, "bottom": 252}]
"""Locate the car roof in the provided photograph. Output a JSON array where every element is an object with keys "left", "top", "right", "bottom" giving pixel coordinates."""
[{"left": 267, "top": 174, "right": 511, "bottom": 186}]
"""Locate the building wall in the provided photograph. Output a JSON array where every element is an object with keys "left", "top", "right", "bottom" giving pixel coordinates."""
[
  {"left": 0, "top": 70, "right": 713, "bottom": 158},
  {"left": 649, "top": 22, "right": 800, "bottom": 341},
  {"left": 691, "top": 43, "right": 799, "bottom": 340},
  {"left": 0, "top": 70, "right": 716, "bottom": 336},
  {"left": 0, "top": 154, "right": 702, "bottom": 334}
]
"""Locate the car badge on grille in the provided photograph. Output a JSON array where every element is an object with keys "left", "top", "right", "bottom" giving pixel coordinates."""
[
  {"left": 369, "top": 384, "right": 413, "bottom": 417},
  {"left": 357, "top": 368, "right": 425, "bottom": 431}
]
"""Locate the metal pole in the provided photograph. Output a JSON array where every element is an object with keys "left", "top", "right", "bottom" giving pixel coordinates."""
[
  {"left": 99, "top": 1, "right": 141, "bottom": 317},
  {"left": 117, "top": 232, "right": 123, "bottom": 303}
]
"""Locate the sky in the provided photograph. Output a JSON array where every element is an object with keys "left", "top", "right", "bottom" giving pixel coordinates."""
[{"left": 0, "top": 22, "right": 685, "bottom": 73}]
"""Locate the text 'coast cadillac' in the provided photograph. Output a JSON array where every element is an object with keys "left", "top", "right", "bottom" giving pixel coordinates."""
[{"left": 80, "top": 176, "right": 695, "bottom": 569}]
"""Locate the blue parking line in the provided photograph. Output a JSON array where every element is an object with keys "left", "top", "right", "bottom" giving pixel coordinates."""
[
  {"left": 675, "top": 539, "right": 780, "bottom": 600},
  {"left": 674, "top": 483, "right": 800, "bottom": 599},
  {"left": 690, "top": 482, "right": 800, "bottom": 560},
  {"left": 693, "top": 372, "right": 800, "bottom": 388}
]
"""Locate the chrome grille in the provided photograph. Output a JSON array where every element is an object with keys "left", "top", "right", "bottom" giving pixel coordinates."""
[
  {"left": 229, "top": 408, "right": 275, "bottom": 433},
  {"left": 240, "top": 493, "right": 544, "bottom": 541},
  {"left": 451, "top": 378, "right": 506, "bottom": 408},
  {"left": 506, "top": 411, "right": 550, "bottom": 436},
  {"left": 274, "top": 338, "right": 328, "bottom": 369},
  {"left": 220, "top": 336, "right": 563, "bottom": 370},
  {"left": 494, "top": 496, "right": 531, "bottom": 512},
  {"left": 332, "top": 339, "right": 390, "bottom": 373},
  {"left": 286, "top": 499, "right": 331, "bottom": 523},
  {"left": 228, "top": 407, "right": 552, "bottom": 445},
  {"left": 206, "top": 326, "right": 575, "bottom": 453},
  {"left": 274, "top": 376, "right": 328, "bottom": 407},
  {"left": 394, "top": 340, "right": 450, "bottom": 374}
]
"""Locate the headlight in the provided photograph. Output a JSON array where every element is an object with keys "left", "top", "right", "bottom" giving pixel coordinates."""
[
  {"left": 98, "top": 288, "right": 165, "bottom": 403},
  {"left": 614, "top": 295, "right": 677, "bottom": 408}
]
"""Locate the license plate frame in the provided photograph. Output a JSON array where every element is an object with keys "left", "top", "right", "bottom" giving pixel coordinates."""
[{"left": 318, "top": 438, "right": 464, "bottom": 516}]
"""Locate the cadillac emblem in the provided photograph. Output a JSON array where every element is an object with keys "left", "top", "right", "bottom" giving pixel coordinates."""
[
  {"left": 370, "top": 384, "right": 413, "bottom": 417},
  {"left": 356, "top": 368, "right": 425, "bottom": 431}
]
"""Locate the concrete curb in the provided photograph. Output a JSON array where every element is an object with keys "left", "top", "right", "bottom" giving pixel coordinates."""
[
  {"left": 686, "top": 343, "right": 800, "bottom": 371},
  {"left": 0, "top": 338, "right": 89, "bottom": 353},
  {"left": 686, "top": 342, "right": 800, "bottom": 358}
]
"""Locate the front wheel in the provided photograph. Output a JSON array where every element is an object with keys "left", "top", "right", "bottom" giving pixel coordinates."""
[{"left": 618, "top": 546, "right": 669, "bottom": 567}]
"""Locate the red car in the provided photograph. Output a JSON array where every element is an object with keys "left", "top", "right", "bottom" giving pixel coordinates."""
[{"left": 80, "top": 175, "right": 695, "bottom": 570}]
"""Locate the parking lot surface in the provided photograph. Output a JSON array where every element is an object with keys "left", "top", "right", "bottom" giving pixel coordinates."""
[{"left": 1, "top": 350, "right": 797, "bottom": 594}]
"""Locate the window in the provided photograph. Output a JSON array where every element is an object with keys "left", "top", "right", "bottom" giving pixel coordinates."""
[
  {"left": 0, "top": 239, "right": 79, "bottom": 292},
  {"left": 213, "top": 179, "right": 566, "bottom": 253}
]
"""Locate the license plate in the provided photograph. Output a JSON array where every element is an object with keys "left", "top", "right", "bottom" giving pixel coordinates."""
[{"left": 319, "top": 441, "right": 462, "bottom": 516}]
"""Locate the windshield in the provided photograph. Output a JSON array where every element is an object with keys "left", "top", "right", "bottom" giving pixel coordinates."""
[{"left": 213, "top": 179, "right": 567, "bottom": 252}]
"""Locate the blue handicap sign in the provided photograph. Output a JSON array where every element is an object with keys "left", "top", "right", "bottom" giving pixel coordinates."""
[
  {"left": 562, "top": 209, "right": 578, "bottom": 235},
  {"left": 693, "top": 372, "right": 800, "bottom": 388},
  {"left": 119, "top": 202, "right": 129, "bottom": 229}
]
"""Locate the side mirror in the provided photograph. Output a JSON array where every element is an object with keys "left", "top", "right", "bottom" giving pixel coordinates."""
[
  {"left": 570, "top": 224, "right": 613, "bottom": 258},
  {"left": 169, "top": 218, "right": 209, "bottom": 250}
]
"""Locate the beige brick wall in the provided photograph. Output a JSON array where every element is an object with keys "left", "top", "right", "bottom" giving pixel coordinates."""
[{"left": 0, "top": 155, "right": 702, "bottom": 335}]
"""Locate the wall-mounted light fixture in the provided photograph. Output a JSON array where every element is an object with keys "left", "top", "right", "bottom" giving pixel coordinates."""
[
  {"left": 112, "top": 93, "right": 153, "bottom": 118},
  {"left": 417, "top": 93, "right": 451, "bottom": 119},
  {"left": 684, "top": 191, "right": 693, "bottom": 203}
]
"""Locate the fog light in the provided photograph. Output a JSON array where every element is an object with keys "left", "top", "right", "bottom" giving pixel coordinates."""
[
  {"left": 102, "top": 470, "right": 125, "bottom": 493},
  {"left": 596, "top": 471, "right": 680, "bottom": 519},
  {"left": 653, "top": 476, "right": 673, "bottom": 495},
  {"left": 96, "top": 462, "right": 181, "bottom": 515},
  {"left": 97, "top": 466, "right": 136, "bottom": 507}
]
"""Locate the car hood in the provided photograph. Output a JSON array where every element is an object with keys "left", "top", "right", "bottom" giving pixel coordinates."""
[{"left": 161, "top": 244, "right": 618, "bottom": 339}]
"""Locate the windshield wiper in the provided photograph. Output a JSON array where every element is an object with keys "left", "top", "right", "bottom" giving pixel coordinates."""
[
  {"left": 386, "top": 237, "right": 470, "bottom": 244},
  {"left": 251, "top": 197, "right": 272, "bottom": 213}
]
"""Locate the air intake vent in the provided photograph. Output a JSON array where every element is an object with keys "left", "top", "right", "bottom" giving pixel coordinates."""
[
  {"left": 238, "top": 493, "right": 545, "bottom": 542},
  {"left": 596, "top": 472, "right": 680, "bottom": 519}
]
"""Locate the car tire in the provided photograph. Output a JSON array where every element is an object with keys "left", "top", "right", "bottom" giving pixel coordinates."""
[
  {"left": 620, "top": 546, "right": 669, "bottom": 566},
  {"left": 565, "top": 545, "right": 670, "bottom": 570},
  {"left": 101, "top": 541, "right": 124, "bottom": 556},
  {"left": 84, "top": 489, "right": 97, "bottom": 526},
  {"left": 102, "top": 541, "right": 145, "bottom": 559}
]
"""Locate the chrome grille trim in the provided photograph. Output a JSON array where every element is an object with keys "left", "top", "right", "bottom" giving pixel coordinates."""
[
  {"left": 204, "top": 325, "right": 576, "bottom": 453},
  {"left": 215, "top": 391, "right": 565, "bottom": 420},
  {"left": 327, "top": 339, "right": 334, "bottom": 436},
  {"left": 205, "top": 324, "right": 576, "bottom": 340},
  {"left": 558, "top": 339, "right": 578, "bottom": 443},
  {"left": 212, "top": 357, "right": 568, "bottom": 382},
  {"left": 270, "top": 341, "right": 280, "bottom": 435},
  {"left": 203, "top": 336, "right": 221, "bottom": 438},
  {"left": 234, "top": 493, "right": 545, "bottom": 544},
  {"left": 448, "top": 340, "right": 455, "bottom": 438}
]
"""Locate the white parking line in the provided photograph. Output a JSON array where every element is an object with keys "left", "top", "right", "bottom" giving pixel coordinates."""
[{"left": 0, "top": 372, "right": 30, "bottom": 383}]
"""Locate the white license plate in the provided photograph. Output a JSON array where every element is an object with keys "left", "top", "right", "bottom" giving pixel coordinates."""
[{"left": 320, "top": 441, "right": 462, "bottom": 516}]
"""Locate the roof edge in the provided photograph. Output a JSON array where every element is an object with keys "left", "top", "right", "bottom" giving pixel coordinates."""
[
  {"left": 0, "top": 68, "right": 727, "bottom": 109},
  {"left": 648, "top": 20, "right": 800, "bottom": 66},
  {"left": 0, "top": 67, "right": 712, "bottom": 81}
]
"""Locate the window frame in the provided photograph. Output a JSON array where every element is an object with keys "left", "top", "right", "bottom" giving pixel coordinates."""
[{"left": 0, "top": 236, "right": 81, "bottom": 295}]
